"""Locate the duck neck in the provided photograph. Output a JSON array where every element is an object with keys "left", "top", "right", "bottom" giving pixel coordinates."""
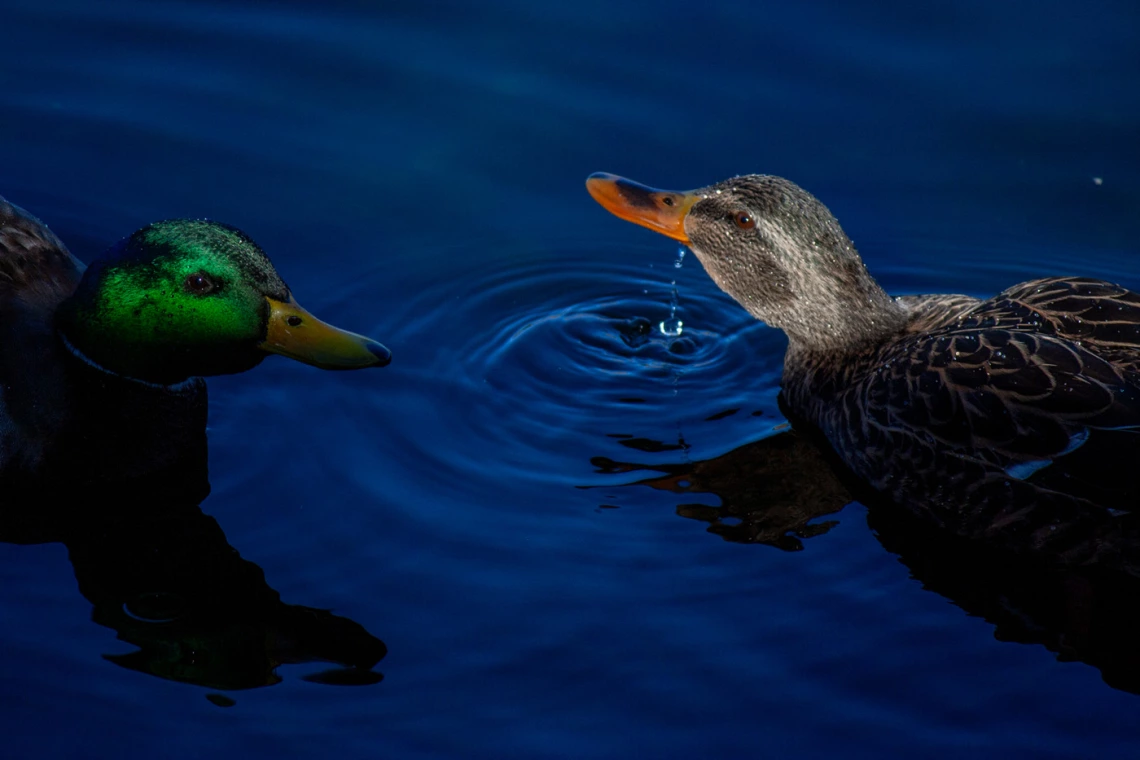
[
  {"left": 56, "top": 328, "right": 200, "bottom": 394},
  {"left": 779, "top": 276, "right": 908, "bottom": 359},
  {"left": 40, "top": 327, "right": 210, "bottom": 493}
]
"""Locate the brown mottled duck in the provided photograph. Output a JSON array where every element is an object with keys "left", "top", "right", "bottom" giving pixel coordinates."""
[{"left": 587, "top": 172, "right": 1140, "bottom": 573}]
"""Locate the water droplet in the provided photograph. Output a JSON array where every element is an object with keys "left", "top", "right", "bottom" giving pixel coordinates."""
[{"left": 658, "top": 247, "right": 689, "bottom": 337}]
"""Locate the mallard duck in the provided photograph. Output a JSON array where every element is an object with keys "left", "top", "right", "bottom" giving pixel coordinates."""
[
  {"left": 587, "top": 172, "right": 1140, "bottom": 570},
  {"left": 0, "top": 195, "right": 389, "bottom": 482}
]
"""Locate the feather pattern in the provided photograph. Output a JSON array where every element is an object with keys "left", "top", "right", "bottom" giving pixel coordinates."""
[
  {"left": 784, "top": 277, "right": 1140, "bottom": 569},
  {"left": 0, "top": 196, "right": 85, "bottom": 301}
]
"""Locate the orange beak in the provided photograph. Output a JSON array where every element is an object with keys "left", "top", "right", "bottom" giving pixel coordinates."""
[{"left": 585, "top": 172, "right": 700, "bottom": 244}]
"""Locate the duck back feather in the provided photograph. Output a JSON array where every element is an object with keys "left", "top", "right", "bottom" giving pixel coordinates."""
[
  {"left": 1, "top": 197, "right": 85, "bottom": 470},
  {"left": 783, "top": 277, "right": 1140, "bottom": 570}
]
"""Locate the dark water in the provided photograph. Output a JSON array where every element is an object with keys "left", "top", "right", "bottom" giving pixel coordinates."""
[{"left": 3, "top": 1, "right": 1140, "bottom": 757}]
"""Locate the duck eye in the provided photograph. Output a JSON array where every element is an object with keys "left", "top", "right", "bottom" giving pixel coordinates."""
[
  {"left": 184, "top": 272, "right": 217, "bottom": 295},
  {"left": 732, "top": 211, "right": 755, "bottom": 230}
]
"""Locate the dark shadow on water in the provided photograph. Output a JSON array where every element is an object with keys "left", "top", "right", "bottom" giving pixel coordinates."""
[
  {"left": 588, "top": 427, "right": 1140, "bottom": 696},
  {"left": 590, "top": 428, "right": 843, "bottom": 550},
  {"left": 0, "top": 389, "right": 386, "bottom": 697}
]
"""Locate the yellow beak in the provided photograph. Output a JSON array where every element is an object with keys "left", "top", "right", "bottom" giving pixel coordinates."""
[{"left": 259, "top": 296, "right": 391, "bottom": 369}]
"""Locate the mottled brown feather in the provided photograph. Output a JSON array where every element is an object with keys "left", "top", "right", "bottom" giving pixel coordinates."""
[
  {"left": 0, "top": 196, "right": 85, "bottom": 304},
  {"left": 781, "top": 277, "right": 1140, "bottom": 569}
]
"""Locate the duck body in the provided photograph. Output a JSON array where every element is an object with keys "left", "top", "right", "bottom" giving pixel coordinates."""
[
  {"left": 0, "top": 195, "right": 389, "bottom": 490},
  {"left": 784, "top": 278, "right": 1140, "bottom": 568},
  {"left": 587, "top": 172, "right": 1140, "bottom": 571}
]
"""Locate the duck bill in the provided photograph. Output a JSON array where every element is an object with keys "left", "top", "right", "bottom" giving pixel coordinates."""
[
  {"left": 260, "top": 297, "right": 391, "bottom": 369},
  {"left": 585, "top": 172, "right": 699, "bottom": 244}
]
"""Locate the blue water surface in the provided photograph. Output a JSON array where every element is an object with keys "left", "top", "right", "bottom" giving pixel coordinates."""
[{"left": 2, "top": 1, "right": 1140, "bottom": 757}]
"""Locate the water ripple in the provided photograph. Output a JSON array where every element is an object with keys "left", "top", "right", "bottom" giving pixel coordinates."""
[
  {"left": 208, "top": 242, "right": 788, "bottom": 516},
  {"left": 364, "top": 244, "right": 786, "bottom": 481}
]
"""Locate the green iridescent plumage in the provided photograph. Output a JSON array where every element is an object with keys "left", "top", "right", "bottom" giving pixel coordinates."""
[
  {"left": 0, "top": 195, "right": 389, "bottom": 482},
  {"left": 59, "top": 220, "right": 289, "bottom": 384}
]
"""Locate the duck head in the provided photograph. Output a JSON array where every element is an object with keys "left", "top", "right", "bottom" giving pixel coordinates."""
[
  {"left": 586, "top": 173, "right": 906, "bottom": 352},
  {"left": 57, "top": 220, "right": 390, "bottom": 385}
]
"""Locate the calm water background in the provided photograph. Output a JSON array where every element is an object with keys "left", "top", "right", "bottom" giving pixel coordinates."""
[{"left": 3, "top": 1, "right": 1140, "bottom": 757}]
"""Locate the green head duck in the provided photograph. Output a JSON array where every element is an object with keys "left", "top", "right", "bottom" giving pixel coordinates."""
[{"left": 57, "top": 220, "right": 390, "bottom": 385}]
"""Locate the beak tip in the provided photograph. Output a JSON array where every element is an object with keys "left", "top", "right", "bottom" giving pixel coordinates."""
[
  {"left": 368, "top": 342, "right": 392, "bottom": 367},
  {"left": 585, "top": 173, "right": 610, "bottom": 201}
]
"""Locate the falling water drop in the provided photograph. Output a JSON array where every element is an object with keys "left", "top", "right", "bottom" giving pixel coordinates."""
[{"left": 659, "top": 246, "right": 687, "bottom": 336}]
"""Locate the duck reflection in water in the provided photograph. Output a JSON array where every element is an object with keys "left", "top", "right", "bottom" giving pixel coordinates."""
[
  {"left": 2, "top": 440, "right": 387, "bottom": 694},
  {"left": 590, "top": 425, "right": 1140, "bottom": 696}
]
